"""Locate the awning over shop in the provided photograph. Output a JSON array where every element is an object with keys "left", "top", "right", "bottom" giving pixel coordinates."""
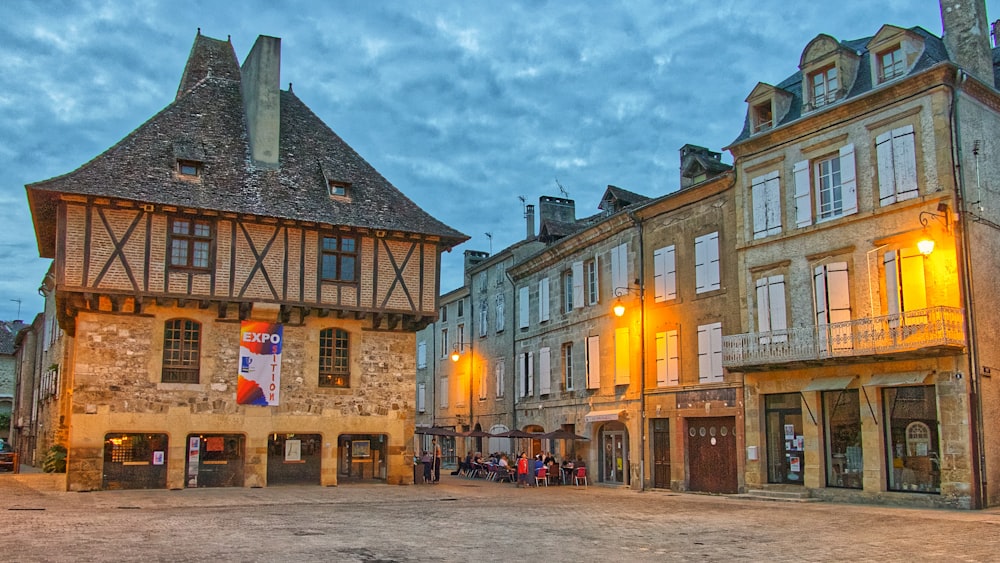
[
  {"left": 802, "top": 376, "right": 857, "bottom": 392},
  {"left": 863, "top": 372, "right": 932, "bottom": 387},
  {"left": 584, "top": 409, "right": 624, "bottom": 423}
]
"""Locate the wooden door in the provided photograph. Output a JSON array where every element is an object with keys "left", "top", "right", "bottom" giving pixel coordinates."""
[
  {"left": 652, "top": 419, "right": 671, "bottom": 489},
  {"left": 686, "top": 416, "right": 737, "bottom": 494}
]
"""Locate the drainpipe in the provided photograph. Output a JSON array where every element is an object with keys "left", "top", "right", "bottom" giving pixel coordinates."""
[
  {"left": 947, "top": 69, "right": 986, "bottom": 509},
  {"left": 627, "top": 210, "right": 646, "bottom": 492}
]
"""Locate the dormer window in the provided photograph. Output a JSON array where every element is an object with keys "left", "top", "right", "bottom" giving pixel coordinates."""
[
  {"left": 328, "top": 181, "right": 349, "bottom": 198},
  {"left": 877, "top": 45, "right": 905, "bottom": 82},
  {"left": 177, "top": 159, "right": 202, "bottom": 177},
  {"left": 752, "top": 101, "right": 773, "bottom": 133},
  {"left": 810, "top": 65, "right": 839, "bottom": 108}
]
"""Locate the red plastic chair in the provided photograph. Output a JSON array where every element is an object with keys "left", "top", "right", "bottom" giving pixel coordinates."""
[
  {"left": 574, "top": 466, "right": 588, "bottom": 488},
  {"left": 534, "top": 467, "right": 548, "bottom": 487}
]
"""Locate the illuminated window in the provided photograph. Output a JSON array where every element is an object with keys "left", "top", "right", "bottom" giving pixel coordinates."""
[{"left": 319, "top": 328, "right": 350, "bottom": 388}]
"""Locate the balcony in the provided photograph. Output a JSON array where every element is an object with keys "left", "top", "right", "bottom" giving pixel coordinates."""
[{"left": 723, "top": 306, "right": 965, "bottom": 370}]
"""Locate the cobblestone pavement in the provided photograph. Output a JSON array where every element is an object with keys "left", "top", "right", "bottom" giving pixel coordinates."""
[{"left": 4, "top": 474, "right": 1000, "bottom": 562}]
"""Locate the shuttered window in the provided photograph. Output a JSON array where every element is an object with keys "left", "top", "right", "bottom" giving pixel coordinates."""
[
  {"left": 751, "top": 171, "right": 782, "bottom": 239},
  {"left": 655, "top": 330, "right": 679, "bottom": 387},
  {"left": 876, "top": 125, "right": 918, "bottom": 206},
  {"left": 653, "top": 245, "right": 676, "bottom": 302},
  {"left": 694, "top": 232, "right": 721, "bottom": 293},
  {"left": 814, "top": 262, "right": 852, "bottom": 352},
  {"left": 697, "top": 323, "right": 723, "bottom": 383}
]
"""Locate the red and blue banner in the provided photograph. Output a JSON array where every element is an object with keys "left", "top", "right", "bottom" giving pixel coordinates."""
[{"left": 236, "top": 321, "right": 283, "bottom": 406}]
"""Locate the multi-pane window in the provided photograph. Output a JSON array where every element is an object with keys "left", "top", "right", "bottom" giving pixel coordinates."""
[
  {"left": 457, "top": 299, "right": 464, "bottom": 317},
  {"left": 321, "top": 236, "right": 357, "bottom": 282},
  {"left": 563, "top": 342, "right": 574, "bottom": 391},
  {"left": 319, "top": 328, "right": 350, "bottom": 388},
  {"left": 585, "top": 259, "right": 599, "bottom": 305},
  {"left": 810, "top": 65, "right": 838, "bottom": 108},
  {"left": 440, "top": 328, "right": 449, "bottom": 358},
  {"left": 878, "top": 46, "right": 904, "bottom": 82},
  {"left": 563, "top": 270, "right": 574, "bottom": 313},
  {"left": 169, "top": 219, "right": 212, "bottom": 270},
  {"left": 162, "top": 319, "right": 201, "bottom": 383},
  {"left": 793, "top": 145, "right": 857, "bottom": 226},
  {"left": 457, "top": 323, "right": 465, "bottom": 352},
  {"left": 814, "top": 262, "right": 852, "bottom": 352}
]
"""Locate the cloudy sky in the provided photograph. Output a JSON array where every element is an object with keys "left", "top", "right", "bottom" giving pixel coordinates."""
[{"left": 0, "top": 0, "right": 979, "bottom": 322}]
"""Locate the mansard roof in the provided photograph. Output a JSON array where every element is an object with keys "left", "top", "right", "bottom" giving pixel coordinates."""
[
  {"left": 729, "top": 26, "right": 974, "bottom": 146},
  {"left": 26, "top": 32, "right": 467, "bottom": 258}
]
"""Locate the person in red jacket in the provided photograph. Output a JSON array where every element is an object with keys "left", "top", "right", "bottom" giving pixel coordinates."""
[{"left": 516, "top": 452, "right": 529, "bottom": 488}]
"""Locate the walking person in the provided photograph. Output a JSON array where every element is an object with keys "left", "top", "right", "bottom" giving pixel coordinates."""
[{"left": 432, "top": 438, "right": 442, "bottom": 483}]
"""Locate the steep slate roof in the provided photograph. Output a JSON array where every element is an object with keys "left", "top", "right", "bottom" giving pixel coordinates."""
[
  {"left": 0, "top": 321, "right": 27, "bottom": 355},
  {"left": 598, "top": 185, "right": 650, "bottom": 213},
  {"left": 729, "top": 26, "right": 989, "bottom": 145},
  {"left": 26, "top": 33, "right": 467, "bottom": 258}
]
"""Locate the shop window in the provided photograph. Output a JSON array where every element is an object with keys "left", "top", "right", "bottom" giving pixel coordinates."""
[
  {"left": 162, "top": 318, "right": 201, "bottom": 383},
  {"left": 765, "top": 393, "right": 804, "bottom": 484},
  {"left": 884, "top": 386, "right": 940, "bottom": 493},
  {"left": 823, "top": 390, "right": 863, "bottom": 489},
  {"left": 185, "top": 434, "right": 245, "bottom": 488},
  {"left": 319, "top": 328, "right": 350, "bottom": 388},
  {"left": 103, "top": 433, "right": 169, "bottom": 490}
]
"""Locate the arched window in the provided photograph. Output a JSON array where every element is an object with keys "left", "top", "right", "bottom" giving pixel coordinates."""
[
  {"left": 162, "top": 319, "right": 201, "bottom": 383},
  {"left": 906, "top": 421, "right": 931, "bottom": 457},
  {"left": 319, "top": 328, "right": 350, "bottom": 388}
]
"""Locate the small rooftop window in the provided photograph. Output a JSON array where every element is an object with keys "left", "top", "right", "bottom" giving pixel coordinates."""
[
  {"left": 328, "top": 181, "right": 350, "bottom": 198},
  {"left": 177, "top": 160, "right": 202, "bottom": 177}
]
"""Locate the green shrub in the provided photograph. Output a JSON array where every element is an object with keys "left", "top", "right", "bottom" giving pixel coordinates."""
[
  {"left": 42, "top": 444, "right": 67, "bottom": 473},
  {"left": 0, "top": 413, "right": 10, "bottom": 431}
]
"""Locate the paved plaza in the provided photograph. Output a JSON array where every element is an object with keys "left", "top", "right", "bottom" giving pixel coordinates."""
[{"left": 4, "top": 474, "right": 1000, "bottom": 562}]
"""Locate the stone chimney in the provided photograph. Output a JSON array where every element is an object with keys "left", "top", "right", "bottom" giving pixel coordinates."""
[
  {"left": 538, "top": 196, "right": 575, "bottom": 226},
  {"left": 525, "top": 204, "right": 535, "bottom": 240},
  {"left": 940, "top": 0, "right": 993, "bottom": 84},
  {"left": 464, "top": 250, "right": 489, "bottom": 272},
  {"left": 241, "top": 35, "right": 281, "bottom": 168}
]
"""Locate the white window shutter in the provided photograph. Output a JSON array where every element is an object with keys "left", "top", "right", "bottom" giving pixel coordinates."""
[
  {"left": 756, "top": 277, "right": 771, "bottom": 333},
  {"left": 417, "top": 383, "right": 426, "bottom": 413},
  {"left": 496, "top": 360, "right": 505, "bottom": 398},
  {"left": 695, "top": 232, "right": 720, "bottom": 292},
  {"left": 611, "top": 243, "right": 628, "bottom": 292},
  {"left": 538, "top": 277, "right": 550, "bottom": 322},
  {"left": 496, "top": 295, "right": 505, "bottom": 330},
  {"left": 814, "top": 265, "right": 828, "bottom": 324},
  {"left": 417, "top": 341, "right": 427, "bottom": 368},
  {"left": 655, "top": 332, "right": 668, "bottom": 386},
  {"left": 697, "top": 325, "right": 711, "bottom": 382},
  {"left": 884, "top": 251, "right": 900, "bottom": 316},
  {"left": 710, "top": 323, "right": 723, "bottom": 382},
  {"left": 572, "top": 261, "right": 584, "bottom": 309},
  {"left": 751, "top": 175, "right": 768, "bottom": 239},
  {"left": 586, "top": 335, "right": 601, "bottom": 389},
  {"left": 667, "top": 330, "right": 679, "bottom": 385},
  {"left": 593, "top": 254, "right": 601, "bottom": 303},
  {"left": 876, "top": 131, "right": 897, "bottom": 206},
  {"left": 479, "top": 302, "right": 487, "bottom": 337},
  {"left": 826, "top": 262, "right": 851, "bottom": 324},
  {"left": 527, "top": 351, "right": 534, "bottom": 396},
  {"left": 440, "top": 377, "right": 449, "bottom": 407},
  {"left": 517, "top": 353, "right": 525, "bottom": 399},
  {"left": 479, "top": 361, "right": 488, "bottom": 399},
  {"left": 653, "top": 247, "right": 666, "bottom": 301},
  {"left": 518, "top": 286, "right": 530, "bottom": 329},
  {"left": 893, "top": 126, "right": 918, "bottom": 202},
  {"left": 794, "top": 160, "right": 812, "bottom": 227},
  {"left": 768, "top": 275, "right": 787, "bottom": 332},
  {"left": 615, "top": 327, "right": 630, "bottom": 385},
  {"left": 539, "top": 347, "right": 551, "bottom": 395},
  {"left": 839, "top": 144, "right": 858, "bottom": 216},
  {"left": 765, "top": 171, "right": 782, "bottom": 236}
]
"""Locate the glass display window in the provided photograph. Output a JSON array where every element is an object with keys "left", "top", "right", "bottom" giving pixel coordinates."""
[{"left": 883, "top": 386, "right": 940, "bottom": 493}]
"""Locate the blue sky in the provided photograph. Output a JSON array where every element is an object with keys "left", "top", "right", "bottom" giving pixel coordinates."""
[{"left": 0, "top": 0, "right": 979, "bottom": 321}]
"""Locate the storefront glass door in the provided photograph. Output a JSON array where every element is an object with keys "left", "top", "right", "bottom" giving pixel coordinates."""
[
  {"left": 765, "top": 393, "right": 804, "bottom": 484},
  {"left": 600, "top": 424, "right": 628, "bottom": 484}
]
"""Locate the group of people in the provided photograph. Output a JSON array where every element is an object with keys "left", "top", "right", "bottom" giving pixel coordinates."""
[
  {"left": 416, "top": 438, "right": 443, "bottom": 484},
  {"left": 515, "top": 452, "right": 585, "bottom": 487}
]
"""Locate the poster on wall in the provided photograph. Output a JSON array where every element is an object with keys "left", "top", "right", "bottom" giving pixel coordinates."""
[
  {"left": 236, "top": 321, "right": 283, "bottom": 406},
  {"left": 187, "top": 436, "right": 201, "bottom": 487}
]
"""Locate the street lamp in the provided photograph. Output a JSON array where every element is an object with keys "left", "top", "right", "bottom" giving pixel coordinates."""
[
  {"left": 450, "top": 345, "right": 460, "bottom": 363},
  {"left": 612, "top": 286, "right": 640, "bottom": 317},
  {"left": 918, "top": 204, "right": 950, "bottom": 256}
]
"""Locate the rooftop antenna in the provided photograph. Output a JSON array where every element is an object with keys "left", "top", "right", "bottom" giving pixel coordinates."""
[
  {"left": 10, "top": 299, "right": 21, "bottom": 320},
  {"left": 485, "top": 232, "right": 493, "bottom": 255},
  {"left": 555, "top": 177, "right": 569, "bottom": 198}
]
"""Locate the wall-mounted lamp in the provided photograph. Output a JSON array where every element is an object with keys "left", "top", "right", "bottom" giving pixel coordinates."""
[
  {"left": 450, "top": 346, "right": 461, "bottom": 362},
  {"left": 612, "top": 286, "right": 640, "bottom": 317},
  {"left": 917, "top": 203, "right": 950, "bottom": 256}
]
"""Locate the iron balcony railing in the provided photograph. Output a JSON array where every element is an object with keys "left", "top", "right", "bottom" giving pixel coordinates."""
[{"left": 723, "top": 306, "right": 965, "bottom": 368}]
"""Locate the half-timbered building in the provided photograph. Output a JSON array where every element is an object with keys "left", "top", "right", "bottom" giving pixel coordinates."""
[{"left": 24, "top": 32, "right": 466, "bottom": 490}]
